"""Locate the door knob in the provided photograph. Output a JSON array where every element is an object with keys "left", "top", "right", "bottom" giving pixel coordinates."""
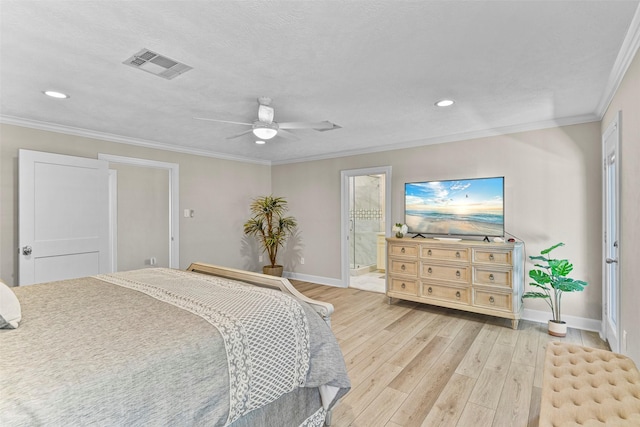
[
  {"left": 22, "top": 245, "right": 32, "bottom": 255},
  {"left": 606, "top": 258, "right": 618, "bottom": 264}
]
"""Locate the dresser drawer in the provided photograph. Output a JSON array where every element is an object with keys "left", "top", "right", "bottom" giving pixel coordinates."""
[
  {"left": 389, "top": 278, "right": 418, "bottom": 296},
  {"left": 474, "top": 289, "right": 512, "bottom": 312},
  {"left": 421, "top": 263, "right": 469, "bottom": 284},
  {"left": 422, "top": 283, "right": 470, "bottom": 305},
  {"left": 421, "top": 246, "right": 469, "bottom": 262},
  {"left": 389, "top": 259, "right": 418, "bottom": 276},
  {"left": 474, "top": 267, "right": 512, "bottom": 288},
  {"left": 473, "top": 249, "right": 512, "bottom": 265},
  {"left": 389, "top": 243, "right": 418, "bottom": 258}
]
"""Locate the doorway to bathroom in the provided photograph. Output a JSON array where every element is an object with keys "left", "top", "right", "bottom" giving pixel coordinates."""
[{"left": 341, "top": 166, "right": 391, "bottom": 293}]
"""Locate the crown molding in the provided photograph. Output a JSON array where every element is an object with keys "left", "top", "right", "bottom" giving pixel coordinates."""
[
  {"left": 2, "top": 111, "right": 600, "bottom": 168},
  {"left": 595, "top": 2, "right": 640, "bottom": 118},
  {"left": 0, "top": 115, "right": 272, "bottom": 166},
  {"left": 271, "top": 113, "right": 600, "bottom": 165}
]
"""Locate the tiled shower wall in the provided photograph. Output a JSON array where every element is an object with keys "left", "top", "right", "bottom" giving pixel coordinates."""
[{"left": 349, "top": 174, "right": 384, "bottom": 270}]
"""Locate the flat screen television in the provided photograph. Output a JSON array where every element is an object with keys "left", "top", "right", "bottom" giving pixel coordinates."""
[{"left": 404, "top": 176, "right": 504, "bottom": 238}]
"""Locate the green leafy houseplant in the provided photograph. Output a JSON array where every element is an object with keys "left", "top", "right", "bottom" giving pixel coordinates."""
[
  {"left": 522, "top": 243, "right": 587, "bottom": 333},
  {"left": 243, "top": 196, "right": 297, "bottom": 273}
]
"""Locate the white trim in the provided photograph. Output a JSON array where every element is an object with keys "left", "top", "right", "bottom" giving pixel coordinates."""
[
  {"left": 522, "top": 309, "right": 602, "bottom": 333},
  {"left": 98, "top": 154, "right": 180, "bottom": 269},
  {"left": 595, "top": 3, "right": 640, "bottom": 118},
  {"left": 0, "top": 115, "right": 270, "bottom": 166},
  {"left": 1, "top": 112, "right": 599, "bottom": 167},
  {"left": 283, "top": 271, "right": 345, "bottom": 288},
  {"left": 108, "top": 170, "right": 118, "bottom": 273},
  {"left": 340, "top": 166, "right": 392, "bottom": 288},
  {"left": 272, "top": 114, "right": 599, "bottom": 165},
  {"left": 601, "top": 112, "right": 622, "bottom": 352}
]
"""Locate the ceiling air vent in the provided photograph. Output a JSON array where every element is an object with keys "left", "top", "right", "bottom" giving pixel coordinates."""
[{"left": 123, "top": 48, "right": 192, "bottom": 80}]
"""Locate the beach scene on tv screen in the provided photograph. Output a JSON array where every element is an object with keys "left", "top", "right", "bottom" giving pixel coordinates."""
[{"left": 405, "top": 178, "right": 504, "bottom": 236}]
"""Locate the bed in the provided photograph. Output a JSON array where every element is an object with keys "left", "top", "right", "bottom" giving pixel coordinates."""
[{"left": 0, "top": 263, "right": 350, "bottom": 426}]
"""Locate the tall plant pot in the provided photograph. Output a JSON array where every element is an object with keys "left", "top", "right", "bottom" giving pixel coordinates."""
[
  {"left": 548, "top": 320, "right": 567, "bottom": 337},
  {"left": 263, "top": 265, "right": 284, "bottom": 277}
]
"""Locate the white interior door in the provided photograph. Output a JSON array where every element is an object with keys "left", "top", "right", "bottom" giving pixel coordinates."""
[
  {"left": 19, "top": 150, "right": 110, "bottom": 285},
  {"left": 602, "top": 113, "right": 620, "bottom": 352}
]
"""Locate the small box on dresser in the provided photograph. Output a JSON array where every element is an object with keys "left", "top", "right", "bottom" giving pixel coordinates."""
[{"left": 386, "top": 237, "right": 524, "bottom": 329}]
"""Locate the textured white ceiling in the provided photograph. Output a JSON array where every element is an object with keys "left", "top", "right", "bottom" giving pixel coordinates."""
[{"left": 1, "top": 1, "right": 639, "bottom": 164}]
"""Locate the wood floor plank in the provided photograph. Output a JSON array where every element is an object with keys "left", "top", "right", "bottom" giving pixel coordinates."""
[
  {"left": 455, "top": 335, "right": 495, "bottom": 378},
  {"left": 351, "top": 387, "right": 408, "bottom": 427},
  {"left": 528, "top": 386, "right": 542, "bottom": 427},
  {"left": 456, "top": 402, "right": 495, "bottom": 427},
  {"left": 389, "top": 321, "right": 484, "bottom": 426},
  {"left": 496, "top": 325, "right": 519, "bottom": 347},
  {"left": 468, "top": 343, "right": 515, "bottom": 410},
  {"left": 388, "top": 335, "right": 452, "bottom": 394},
  {"left": 468, "top": 358, "right": 510, "bottom": 410},
  {"left": 581, "top": 329, "right": 611, "bottom": 350},
  {"left": 386, "top": 314, "right": 449, "bottom": 368},
  {"left": 492, "top": 362, "right": 535, "bottom": 427},
  {"left": 512, "top": 326, "right": 539, "bottom": 367},
  {"left": 331, "top": 363, "right": 403, "bottom": 427},
  {"left": 420, "top": 373, "right": 477, "bottom": 427}
]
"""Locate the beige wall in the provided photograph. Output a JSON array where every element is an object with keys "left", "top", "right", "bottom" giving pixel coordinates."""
[
  {"left": 110, "top": 163, "right": 170, "bottom": 271},
  {"left": 0, "top": 124, "right": 271, "bottom": 285},
  {"left": 273, "top": 121, "right": 603, "bottom": 321},
  {"left": 602, "top": 48, "right": 640, "bottom": 363}
]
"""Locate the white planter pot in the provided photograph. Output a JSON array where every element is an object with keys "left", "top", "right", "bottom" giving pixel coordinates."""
[{"left": 548, "top": 320, "right": 567, "bottom": 337}]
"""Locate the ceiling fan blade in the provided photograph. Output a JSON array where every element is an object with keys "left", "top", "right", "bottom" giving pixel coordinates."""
[
  {"left": 276, "top": 129, "right": 299, "bottom": 140},
  {"left": 194, "top": 117, "right": 253, "bottom": 126},
  {"left": 278, "top": 120, "right": 338, "bottom": 131},
  {"left": 225, "top": 129, "right": 254, "bottom": 140}
]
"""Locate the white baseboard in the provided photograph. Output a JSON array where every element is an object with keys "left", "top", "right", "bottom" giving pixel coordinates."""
[
  {"left": 283, "top": 271, "right": 347, "bottom": 288},
  {"left": 522, "top": 308, "right": 602, "bottom": 333}
]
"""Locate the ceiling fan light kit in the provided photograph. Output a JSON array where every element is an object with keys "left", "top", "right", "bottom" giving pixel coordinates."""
[{"left": 252, "top": 122, "right": 279, "bottom": 140}]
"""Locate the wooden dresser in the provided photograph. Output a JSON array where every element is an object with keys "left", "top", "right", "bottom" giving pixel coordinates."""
[{"left": 386, "top": 237, "right": 524, "bottom": 329}]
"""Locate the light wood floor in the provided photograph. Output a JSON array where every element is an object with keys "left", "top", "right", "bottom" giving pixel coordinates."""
[{"left": 291, "top": 281, "right": 609, "bottom": 427}]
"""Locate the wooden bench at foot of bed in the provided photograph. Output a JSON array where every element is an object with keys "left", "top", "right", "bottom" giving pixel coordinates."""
[{"left": 540, "top": 341, "right": 640, "bottom": 426}]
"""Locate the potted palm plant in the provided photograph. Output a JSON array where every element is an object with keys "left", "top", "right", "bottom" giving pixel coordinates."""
[
  {"left": 522, "top": 242, "right": 588, "bottom": 337},
  {"left": 243, "top": 195, "right": 297, "bottom": 276}
]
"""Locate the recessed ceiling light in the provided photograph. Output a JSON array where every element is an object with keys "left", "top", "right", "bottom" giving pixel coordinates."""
[
  {"left": 43, "top": 90, "right": 69, "bottom": 99},
  {"left": 435, "top": 99, "right": 454, "bottom": 107},
  {"left": 255, "top": 140, "right": 266, "bottom": 145}
]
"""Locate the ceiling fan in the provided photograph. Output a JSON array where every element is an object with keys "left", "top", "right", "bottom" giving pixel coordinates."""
[{"left": 195, "top": 97, "right": 340, "bottom": 141}]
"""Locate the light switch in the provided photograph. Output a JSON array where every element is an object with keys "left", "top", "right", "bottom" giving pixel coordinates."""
[{"left": 183, "top": 209, "right": 194, "bottom": 218}]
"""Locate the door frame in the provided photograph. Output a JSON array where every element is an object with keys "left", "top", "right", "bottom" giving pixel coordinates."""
[
  {"left": 601, "top": 111, "right": 621, "bottom": 351},
  {"left": 98, "top": 154, "right": 180, "bottom": 269},
  {"left": 340, "top": 166, "right": 392, "bottom": 287}
]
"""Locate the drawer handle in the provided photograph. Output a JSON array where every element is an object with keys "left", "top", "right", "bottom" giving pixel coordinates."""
[
  {"left": 401, "top": 264, "right": 406, "bottom": 271},
  {"left": 489, "top": 254, "right": 495, "bottom": 261},
  {"left": 489, "top": 274, "right": 494, "bottom": 281},
  {"left": 489, "top": 296, "right": 495, "bottom": 304},
  {"left": 427, "top": 287, "right": 433, "bottom": 294},
  {"left": 401, "top": 247, "right": 405, "bottom": 254},
  {"left": 456, "top": 251, "right": 460, "bottom": 258},
  {"left": 455, "top": 291, "right": 461, "bottom": 299},
  {"left": 428, "top": 267, "right": 432, "bottom": 274},
  {"left": 427, "top": 249, "right": 432, "bottom": 256},
  {"left": 401, "top": 283, "right": 406, "bottom": 289},
  {"left": 456, "top": 270, "right": 461, "bottom": 278}
]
